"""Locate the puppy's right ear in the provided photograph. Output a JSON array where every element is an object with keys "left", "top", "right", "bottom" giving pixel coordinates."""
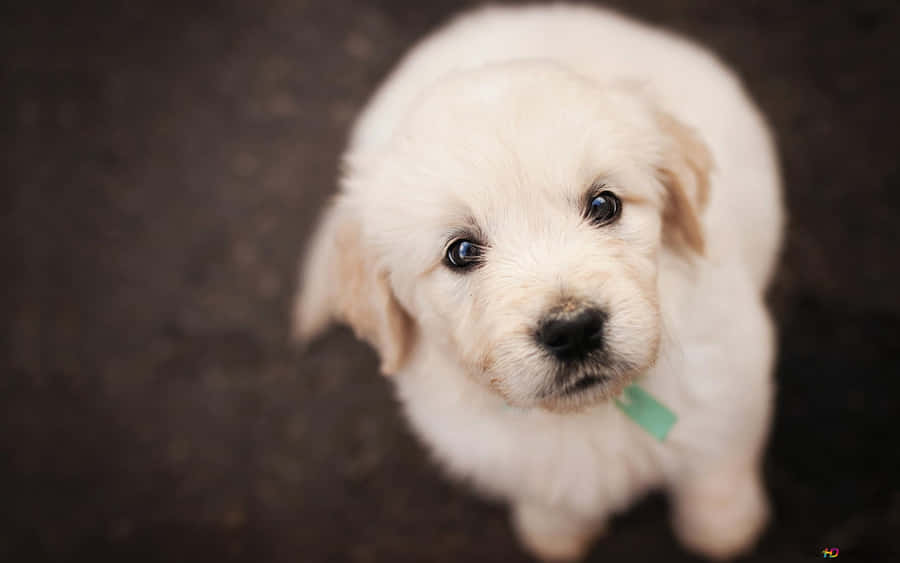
[
  {"left": 292, "top": 197, "right": 414, "bottom": 375},
  {"left": 654, "top": 110, "right": 713, "bottom": 256}
]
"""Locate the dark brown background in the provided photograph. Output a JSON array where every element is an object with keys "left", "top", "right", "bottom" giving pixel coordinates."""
[{"left": 3, "top": 1, "right": 899, "bottom": 561}]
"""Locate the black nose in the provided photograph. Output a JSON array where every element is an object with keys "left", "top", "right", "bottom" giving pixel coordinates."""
[{"left": 537, "top": 307, "right": 606, "bottom": 361}]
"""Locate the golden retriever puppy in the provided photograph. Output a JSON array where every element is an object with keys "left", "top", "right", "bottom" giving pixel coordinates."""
[{"left": 294, "top": 4, "right": 784, "bottom": 561}]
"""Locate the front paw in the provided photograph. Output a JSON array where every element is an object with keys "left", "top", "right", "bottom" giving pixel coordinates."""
[
  {"left": 512, "top": 502, "right": 603, "bottom": 562},
  {"left": 671, "top": 470, "right": 770, "bottom": 560}
]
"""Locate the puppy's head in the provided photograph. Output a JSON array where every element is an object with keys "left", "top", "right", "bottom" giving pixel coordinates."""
[{"left": 296, "top": 62, "right": 711, "bottom": 412}]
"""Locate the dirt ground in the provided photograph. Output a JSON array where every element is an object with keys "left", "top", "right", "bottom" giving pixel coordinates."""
[{"left": 3, "top": 1, "right": 899, "bottom": 561}]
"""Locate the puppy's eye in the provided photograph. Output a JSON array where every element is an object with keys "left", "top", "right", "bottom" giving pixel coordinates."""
[
  {"left": 587, "top": 190, "right": 621, "bottom": 226},
  {"left": 445, "top": 239, "right": 484, "bottom": 270}
]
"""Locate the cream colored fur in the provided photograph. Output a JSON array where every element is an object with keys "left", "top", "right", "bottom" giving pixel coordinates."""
[{"left": 294, "top": 4, "right": 784, "bottom": 561}]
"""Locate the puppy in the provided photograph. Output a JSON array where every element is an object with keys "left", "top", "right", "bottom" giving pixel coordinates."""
[{"left": 294, "top": 4, "right": 784, "bottom": 561}]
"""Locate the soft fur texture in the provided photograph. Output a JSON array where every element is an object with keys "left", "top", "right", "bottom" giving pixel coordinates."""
[{"left": 294, "top": 4, "right": 784, "bottom": 561}]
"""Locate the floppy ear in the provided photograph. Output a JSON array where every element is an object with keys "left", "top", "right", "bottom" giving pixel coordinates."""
[
  {"left": 655, "top": 111, "right": 713, "bottom": 255},
  {"left": 292, "top": 197, "right": 414, "bottom": 375}
]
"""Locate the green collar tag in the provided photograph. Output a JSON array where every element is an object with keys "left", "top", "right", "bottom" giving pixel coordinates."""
[{"left": 614, "top": 384, "right": 677, "bottom": 442}]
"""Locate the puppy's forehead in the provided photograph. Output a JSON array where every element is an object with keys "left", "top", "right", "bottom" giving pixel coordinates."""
[
  {"left": 355, "top": 62, "right": 665, "bottom": 266},
  {"left": 391, "top": 63, "right": 661, "bottom": 207}
]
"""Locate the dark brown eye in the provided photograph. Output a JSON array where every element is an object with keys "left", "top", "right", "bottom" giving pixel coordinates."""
[
  {"left": 587, "top": 190, "right": 621, "bottom": 226},
  {"left": 445, "top": 239, "right": 484, "bottom": 270}
]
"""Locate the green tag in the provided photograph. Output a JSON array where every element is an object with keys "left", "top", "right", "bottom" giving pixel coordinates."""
[{"left": 614, "top": 384, "right": 677, "bottom": 442}]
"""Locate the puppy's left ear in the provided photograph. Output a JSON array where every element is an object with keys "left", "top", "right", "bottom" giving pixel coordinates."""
[
  {"left": 292, "top": 196, "right": 415, "bottom": 375},
  {"left": 655, "top": 111, "right": 713, "bottom": 255}
]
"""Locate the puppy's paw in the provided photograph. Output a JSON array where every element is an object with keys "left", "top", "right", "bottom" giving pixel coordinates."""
[
  {"left": 512, "top": 502, "right": 601, "bottom": 562},
  {"left": 671, "top": 469, "right": 769, "bottom": 560}
]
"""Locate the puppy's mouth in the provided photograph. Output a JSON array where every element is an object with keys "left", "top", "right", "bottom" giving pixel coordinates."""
[
  {"left": 540, "top": 371, "right": 613, "bottom": 401},
  {"left": 533, "top": 353, "right": 638, "bottom": 411},
  {"left": 537, "top": 358, "right": 619, "bottom": 398},
  {"left": 559, "top": 374, "right": 608, "bottom": 396}
]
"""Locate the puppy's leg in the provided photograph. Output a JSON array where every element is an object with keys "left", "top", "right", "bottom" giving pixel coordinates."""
[
  {"left": 512, "top": 501, "right": 604, "bottom": 562},
  {"left": 668, "top": 461, "right": 769, "bottom": 560}
]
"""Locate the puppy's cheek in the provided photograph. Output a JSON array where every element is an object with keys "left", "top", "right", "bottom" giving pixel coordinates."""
[
  {"left": 606, "top": 297, "right": 662, "bottom": 372},
  {"left": 445, "top": 291, "right": 533, "bottom": 379},
  {"left": 447, "top": 312, "right": 493, "bottom": 372},
  {"left": 600, "top": 258, "right": 662, "bottom": 369},
  {"left": 418, "top": 279, "right": 484, "bottom": 358},
  {"left": 483, "top": 330, "right": 551, "bottom": 400}
]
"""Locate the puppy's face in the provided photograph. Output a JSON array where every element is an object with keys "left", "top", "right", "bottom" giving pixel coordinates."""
[{"left": 298, "top": 63, "right": 710, "bottom": 412}]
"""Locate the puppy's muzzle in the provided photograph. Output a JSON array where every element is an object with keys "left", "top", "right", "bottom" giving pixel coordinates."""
[{"left": 536, "top": 305, "right": 607, "bottom": 362}]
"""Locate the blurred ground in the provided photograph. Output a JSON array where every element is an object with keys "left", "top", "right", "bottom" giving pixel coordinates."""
[{"left": 2, "top": 1, "right": 899, "bottom": 561}]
